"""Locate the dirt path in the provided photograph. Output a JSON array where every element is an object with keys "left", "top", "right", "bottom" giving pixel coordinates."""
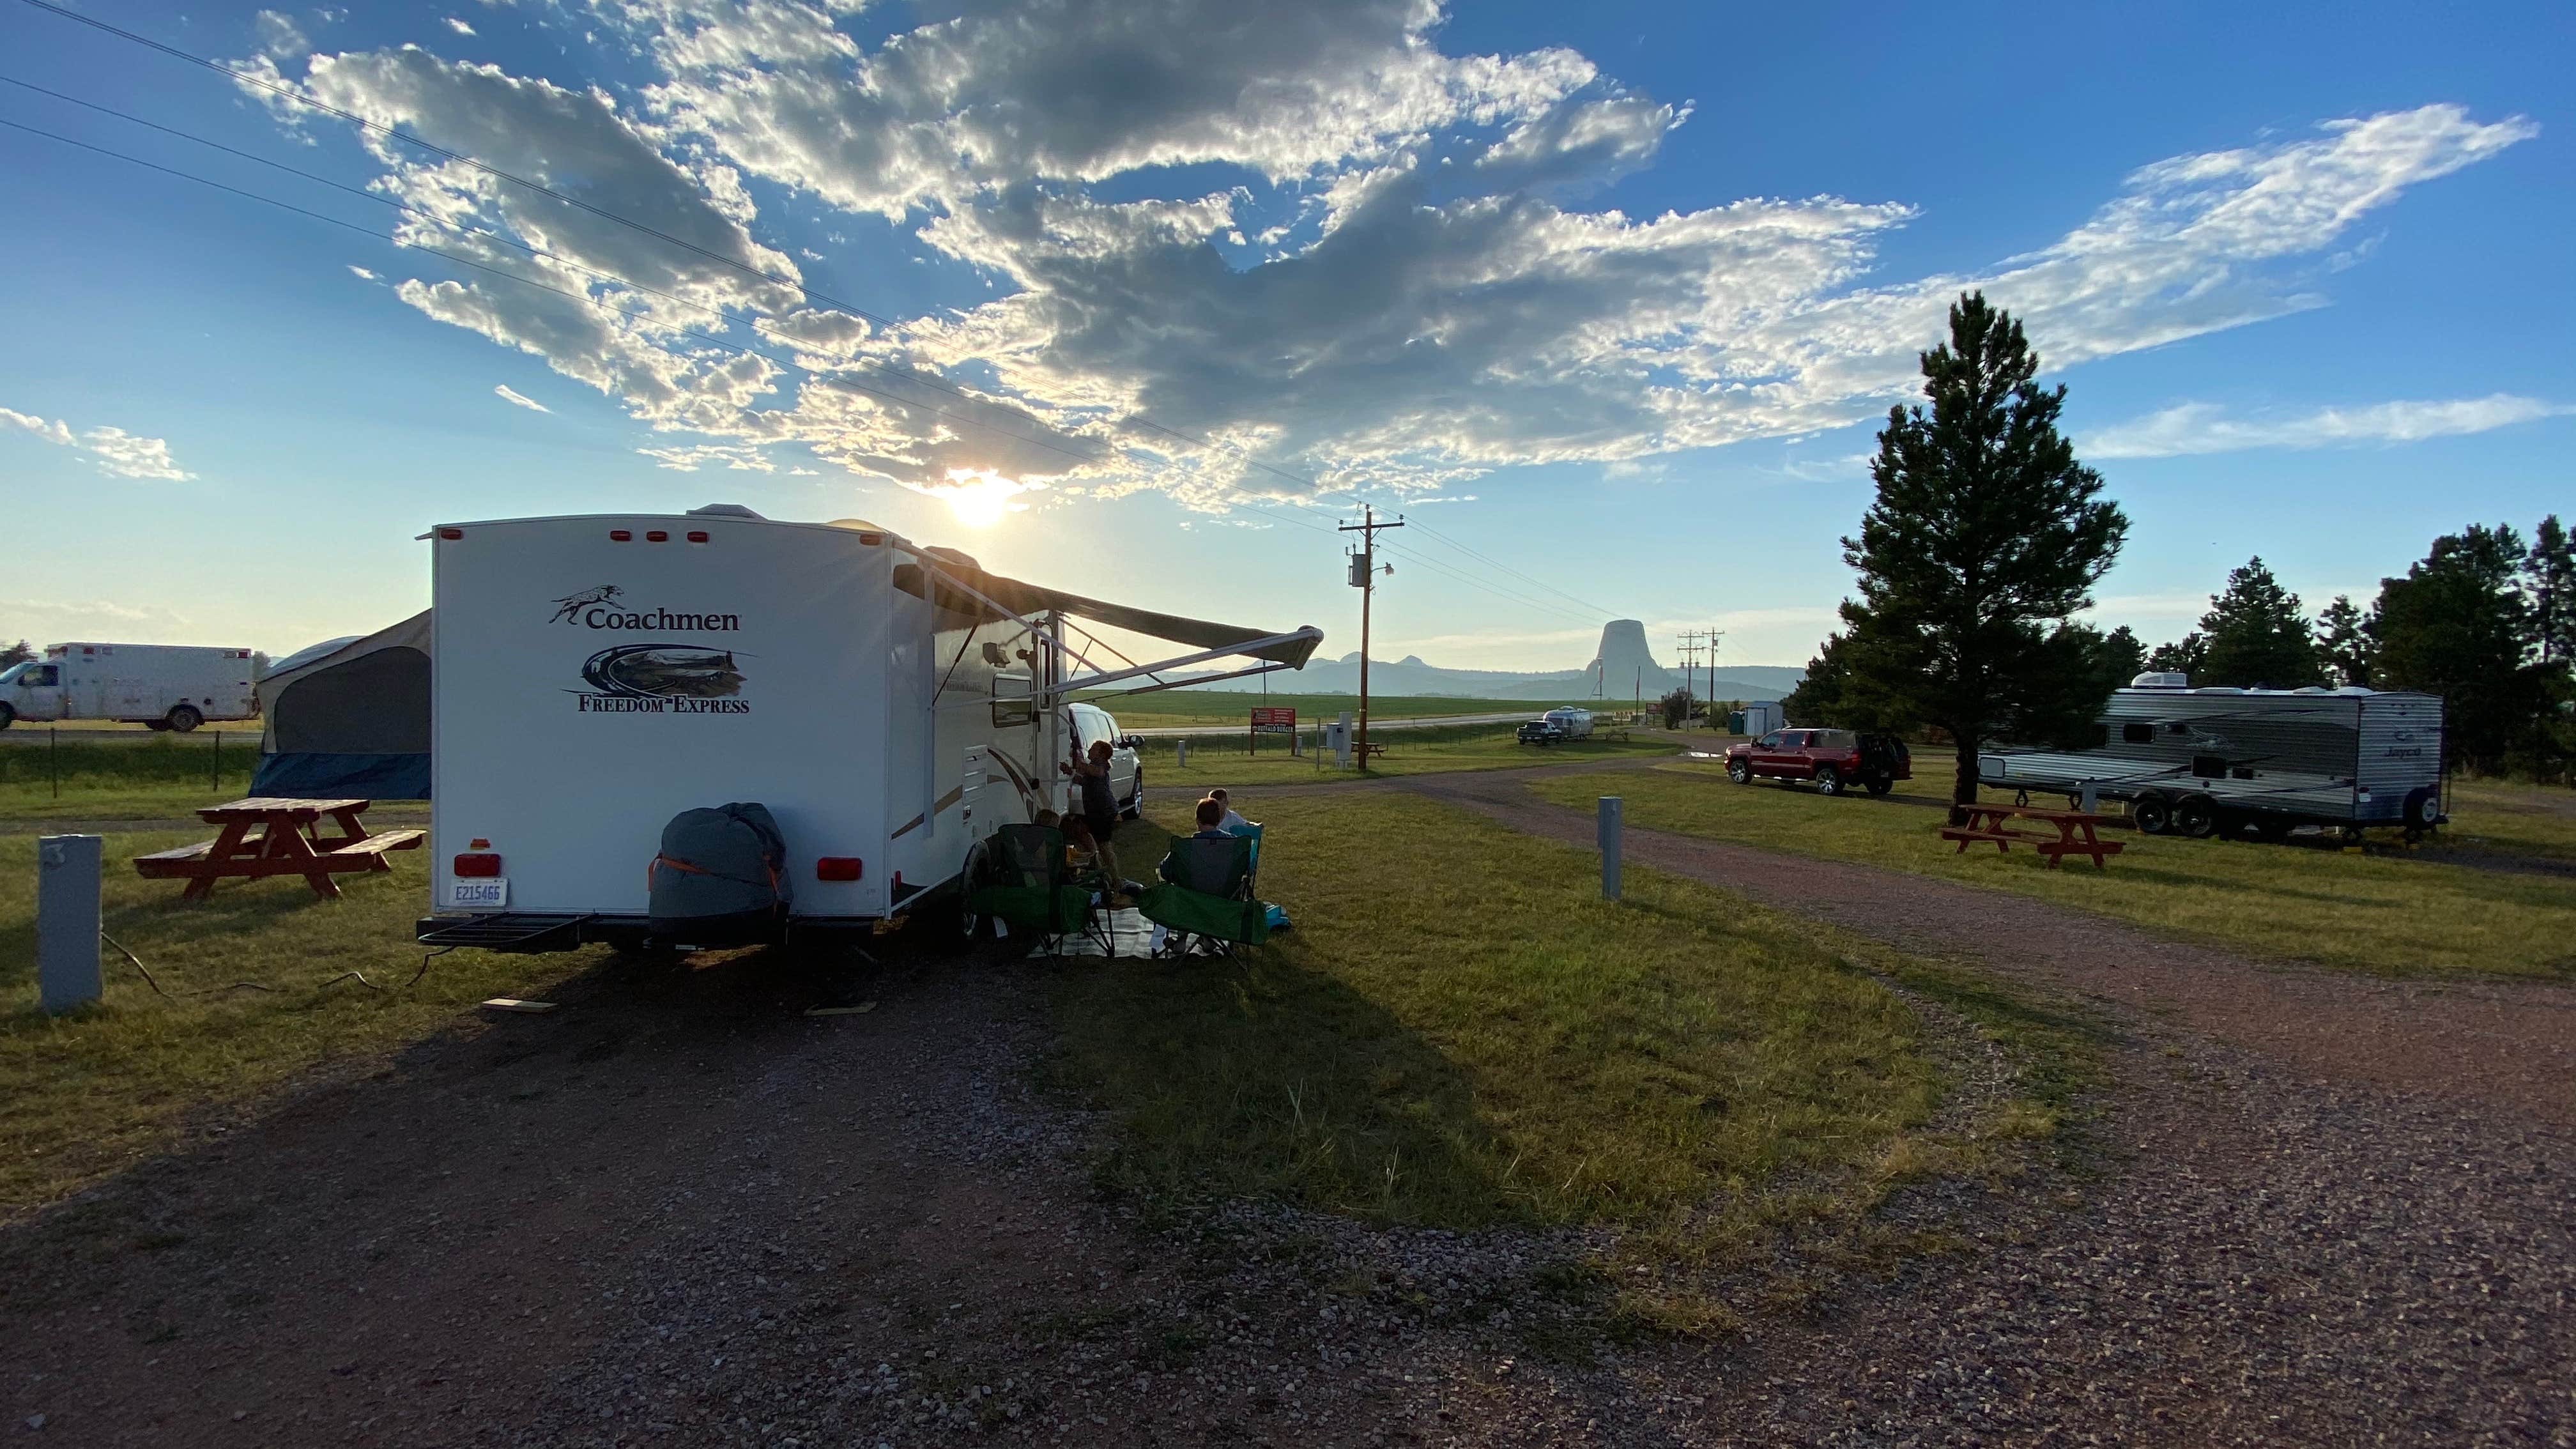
[{"left": 1392, "top": 769, "right": 2576, "bottom": 1445}]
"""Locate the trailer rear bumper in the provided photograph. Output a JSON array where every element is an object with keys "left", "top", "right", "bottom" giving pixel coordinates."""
[{"left": 415, "top": 912, "right": 894, "bottom": 954}]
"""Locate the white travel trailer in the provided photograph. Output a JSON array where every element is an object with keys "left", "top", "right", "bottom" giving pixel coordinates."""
[
  {"left": 1977, "top": 674, "right": 2448, "bottom": 841},
  {"left": 413, "top": 507, "right": 1321, "bottom": 953},
  {"left": 0, "top": 642, "right": 257, "bottom": 731}
]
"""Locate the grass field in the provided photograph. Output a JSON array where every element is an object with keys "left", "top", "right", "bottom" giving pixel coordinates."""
[
  {"left": 0, "top": 735, "right": 310, "bottom": 821},
  {"left": 0, "top": 835, "right": 588, "bottom": 1212},
  {"left": 1131, "top": 723, "right": 1680, "bottom": 788},
  {"left": 1073, "top": 691, "right": 1602, "bottom": 727},
  {"left": 1529, "top": 758, "right": 2576, "bottom": 980},
  {"left": 1061, "top": 795, "right": 2071, "bottom": 1259}
]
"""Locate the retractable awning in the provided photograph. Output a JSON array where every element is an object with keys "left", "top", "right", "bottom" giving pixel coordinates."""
[{"left": 893, "top": 562, "right": 1323, "bottom": 670}]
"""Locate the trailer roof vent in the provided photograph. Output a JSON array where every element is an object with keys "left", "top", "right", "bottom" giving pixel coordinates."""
[
  {"left": 2130, "top": 671, "right": 2189, "bottom": 689},
  {"left": 686, "top": 503, "right": 765, "bottom": 519}
]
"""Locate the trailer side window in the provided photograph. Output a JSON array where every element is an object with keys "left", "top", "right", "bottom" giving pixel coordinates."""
[
  {"left": 2191, "top": 755, "right": 2228, "bottom": 779},
  {"left": 2122, "top": 723, "right": 2154, "bottom": 744},
  {"left": 990, "top": 674, "right": 1032, "bottom": 728},
  {"left": 2166, "top": 723, "right": 2189, "bottom": 735}
]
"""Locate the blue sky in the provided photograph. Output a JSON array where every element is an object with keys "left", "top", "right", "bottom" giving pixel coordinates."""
[{"left": 2, "top": 0, "right": 2568, "bottom": 672}]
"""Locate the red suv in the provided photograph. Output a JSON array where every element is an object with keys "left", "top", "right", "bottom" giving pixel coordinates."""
[{"left": 1723, "top": 728, "right": 1910, "bottom": 797}]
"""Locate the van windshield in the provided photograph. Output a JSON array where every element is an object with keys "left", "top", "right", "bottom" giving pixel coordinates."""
[{"left": 0, "top": 662, "right": 27, "bottom": 686}]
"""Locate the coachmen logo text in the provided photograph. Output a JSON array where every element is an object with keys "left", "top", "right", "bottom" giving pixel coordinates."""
[
  {"left": 550, "top": 587, "right": 750, "bottom": 715},
  {"left": 549, "top": 584, "right": 740, "bottom": 632}
]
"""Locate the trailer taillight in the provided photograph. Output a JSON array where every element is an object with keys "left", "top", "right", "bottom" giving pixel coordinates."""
[
  {"left": 610, "top": 529, "right": 632, "bottom": 541},
  {"left": 686, "top": 530, "right": 709, "bottom": 544},
  {"left": 645, "top": 530, "right": 670, "bottom": 542},
  {"left": 815, "top": 857, "right": 862, "bottom": 882},
  {"left": 453, "top": 853, "right": 502, "bottom": 878},
  {"left": 437, "top": 528, "right": 463, "bottom": 540}
]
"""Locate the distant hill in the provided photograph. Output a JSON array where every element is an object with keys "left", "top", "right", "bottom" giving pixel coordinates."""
[{"left": 1165, "top": 620, "right": 1798, "bottom": 701}]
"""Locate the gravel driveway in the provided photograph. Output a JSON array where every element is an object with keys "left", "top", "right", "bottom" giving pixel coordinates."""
[{"left": 2, "top": 765, "right": 2570, "bottom": 1446}]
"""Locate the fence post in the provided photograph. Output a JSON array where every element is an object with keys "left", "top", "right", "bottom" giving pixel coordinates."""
[
  {"left": 1598, "top": 795, "right": 1622, "bottom": 901},
  {"left": 1177, "top": 739, "right": 1188, "bottom": 769},
  {"left": 50, "top": 726, "right": 59, "bottom": 799},
  {"left": 36, "top": 835, "right": 103, "bottom": 1013},
  {"left": 211, "top": 730, "right": 222, "bottom": 792}
]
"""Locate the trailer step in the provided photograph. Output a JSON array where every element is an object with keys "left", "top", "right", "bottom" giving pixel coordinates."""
[{"left": 416, "top": 914, "right": 595, "bottom": 953}]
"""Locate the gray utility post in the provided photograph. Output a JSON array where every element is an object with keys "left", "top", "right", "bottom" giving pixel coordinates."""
[
  {"left": 1176, "top": 739, "right": 1190, "bottom": 769},
  {"left": 1597, "top": 797, "right": 1622, "bottom": 901},
  {"left": 36, "top": 834, "right": 103, "bottom": 1014}
]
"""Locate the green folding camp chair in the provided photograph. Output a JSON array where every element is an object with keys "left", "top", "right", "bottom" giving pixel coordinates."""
[
  {"left": 1138, "top": 834, "right": 1269, "bottom": 957},
  {"left": 965, "top": 824, "right": 1111, "bottom": 957}
]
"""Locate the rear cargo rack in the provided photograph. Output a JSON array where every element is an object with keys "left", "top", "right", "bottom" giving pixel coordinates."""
[{"left": 416, "top": 914, "right": 596, "bottom": 953}]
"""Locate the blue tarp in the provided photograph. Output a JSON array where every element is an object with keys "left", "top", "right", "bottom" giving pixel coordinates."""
[{"left": 250, "top": 751, "right": 429, "bottom": 801}]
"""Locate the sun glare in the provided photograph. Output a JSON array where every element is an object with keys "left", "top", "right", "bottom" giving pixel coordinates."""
[{"left": 937, "top": 468, "right": 1041, "bottom": 528}]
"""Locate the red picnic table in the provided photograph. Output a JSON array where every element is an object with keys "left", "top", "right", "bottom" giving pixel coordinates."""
[
  {"left": 1937, "top": 803, "right": 2126, "bottom": 870},
  {"left": 133, "top": 797, "right": 424, "bottom": 902}
]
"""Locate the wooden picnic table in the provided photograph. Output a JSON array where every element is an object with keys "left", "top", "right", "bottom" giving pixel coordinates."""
[
  {"left": 133, "top": 797, "right": 424, "bottom": 902},
  {"left": 1938, "top": 802, "right": 2126, "bottom": 870}
]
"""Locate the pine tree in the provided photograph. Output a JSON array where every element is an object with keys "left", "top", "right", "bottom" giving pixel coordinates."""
[
  {"left": 2195, "top": 556, "right": 2320, "bottom": 687},
  {"left": 1836, "top": 292, "right": 2129, "bottom": 811},
  {"left": 2315, "top": 595, "right": 2374, "bottom": 687},
  {"left": 2528, "top": 515, "right": 2575, "bottom": 666},
  {"left": 2372, "top": 523, "right": 2540, "bottom": 773},
  {"left": 2145, "top": 632, "right": 2207, "bottom": 678}
]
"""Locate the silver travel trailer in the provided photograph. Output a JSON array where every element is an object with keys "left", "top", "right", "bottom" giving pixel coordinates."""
[
  {"left": 1977, "top": 673, "right": 2447, "bottom": 840},
  {"left": 411, "top": 506, "right": 1321, "bottom": 954}
]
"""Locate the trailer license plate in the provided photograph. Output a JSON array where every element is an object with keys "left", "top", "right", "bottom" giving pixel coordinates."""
[{"left": 448, "top": 878, "right": 508, "bottom": 910}]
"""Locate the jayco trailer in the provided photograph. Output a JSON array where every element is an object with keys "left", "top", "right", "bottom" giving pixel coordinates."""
[
  {"left": 413, "top": 507, "right": 1321, "bottom": 953},
  {"left": 1977, "top": 675, "right": 2446, "bottom": 839},
  {"left": 0, "top": 643, "right": 257, "bottom": 731}
]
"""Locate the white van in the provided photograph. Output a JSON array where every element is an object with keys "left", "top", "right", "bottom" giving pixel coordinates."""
[
  {"left": 1062, "top": 700, "right": 1144, "bottom": 818},
  {"left": 0, "top": 643, "right": 258, "bottom": 731},
  {"left": 413, "top": 507, "right": 1316, "bottom": 953}
]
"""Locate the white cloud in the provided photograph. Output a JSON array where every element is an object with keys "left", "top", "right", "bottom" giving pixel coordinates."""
[
  {"left": 493, "top": 383, "right": 552, "bottom": 412},
  {"left": 252, "top": 1, "right": 2533, "bottom": 517},
  {"left": 0, "top": 597, "right": 191, "bottom": 634},
  {"left": 348, "top": 264, "right": 380, "bottom": 281},
  {"left": 2087, "top": 394, "right": 2573, "bottom": 459},
  {"left": 443, "top": 17, "right": 475, "bottom": 36},
  {"left": 2, "top": 407, "right": 195, "bottom": 480},
  {"left": 636, "top": 443, "right": 776, "bottom": 471},
  {"left": 253, "top": 8, "right": 309, "bottom": 59}
]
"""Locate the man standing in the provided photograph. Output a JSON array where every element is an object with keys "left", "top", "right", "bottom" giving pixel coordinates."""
[{"left": 1068, "top": 738, "right": 1133, "bottom": 907}]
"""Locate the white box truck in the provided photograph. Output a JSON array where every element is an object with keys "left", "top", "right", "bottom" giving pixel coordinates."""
[
  {"left": 414, "top": 506, "right": 1320, "bottom": 954},
  {"left": 0, "top": 643, "right": 257, "bottom": 731}
]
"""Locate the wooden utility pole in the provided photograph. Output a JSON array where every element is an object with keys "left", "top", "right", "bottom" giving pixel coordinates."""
[
  {"left": 1674, "top": 630, "right": 1708, "bottom": 727},
  {"left": 1340, "top": 505, "right": 1404, "bottom": 768}
]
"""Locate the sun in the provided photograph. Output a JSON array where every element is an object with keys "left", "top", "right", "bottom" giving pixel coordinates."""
[{"left": 938, "top": 468, "right": 1039, "bottom": 528}]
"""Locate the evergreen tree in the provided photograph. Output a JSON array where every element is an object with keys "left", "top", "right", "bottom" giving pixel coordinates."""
[
  {"left": 2194, "top": 556, "right": 2320, "bottom": 687},
  {"left": 2315, "top": 595, "right": 2374, "bottom": 687},
  {"left": 2372, "top": 523, "right": 2542, "bottom": 773},
  {"left": 1835, "top": 293, "right": 2129, "bottom": 811},
  {"left": 0, "top": 640, "right": 32, "bottom": 670},
  {"left": 2527, "top": 514, "right": 2575, "bottom": 666},
  {"left": 2145, "top": 632, "right": 2207, "bottom": 678},
  {"left": 2097, "top": 625, "right": 2147, "bottom": 686}
]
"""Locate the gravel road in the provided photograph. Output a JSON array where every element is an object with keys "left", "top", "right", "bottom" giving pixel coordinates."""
[{"left": 2, "top": 763, "right": 2570, "bottom": 1446}]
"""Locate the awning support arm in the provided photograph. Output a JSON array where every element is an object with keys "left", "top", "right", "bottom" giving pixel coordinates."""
[{"left": 1055, "top": 629, "right": 1323, "bottom": 696}]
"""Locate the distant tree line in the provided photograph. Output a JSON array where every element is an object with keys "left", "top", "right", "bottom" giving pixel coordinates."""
[{"left": 1782, "top": 291, "right": 2573, "bottom": 795}]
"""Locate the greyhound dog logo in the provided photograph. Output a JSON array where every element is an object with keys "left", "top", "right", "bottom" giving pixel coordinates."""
[{"left": 549, "top": 584, "right": 620, "bottom": 624}]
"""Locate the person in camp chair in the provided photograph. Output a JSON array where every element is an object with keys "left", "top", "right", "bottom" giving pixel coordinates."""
[
  {"left": 1186, "top": 796, "right": 1233, "bottom": 841},
  {"left": 1207, "top": 789, "right": 1252, "bottom": 834},
  {"left": 1066, "top": 740, "right": 1134, "bottom": 907}
]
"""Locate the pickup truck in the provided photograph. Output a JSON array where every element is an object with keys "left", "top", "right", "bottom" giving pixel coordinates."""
[{"left": 1722, "top": 728, "right": 1910, "bottom": 797}]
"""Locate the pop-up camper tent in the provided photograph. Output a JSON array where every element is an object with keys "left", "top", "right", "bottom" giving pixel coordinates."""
[{"left": 251, "top": 611, "right": 432, "bottom": 799}]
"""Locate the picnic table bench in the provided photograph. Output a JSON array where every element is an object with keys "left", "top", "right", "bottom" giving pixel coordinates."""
[
  {"left": 133, "top": 797, "right": 424, "bottom": 901},
  {"left": 1360, "top": 741, "right": 1390, "bottom": 762},
  {"left": 1938, "top": 803, "right": 2126, "bottom": 870}
]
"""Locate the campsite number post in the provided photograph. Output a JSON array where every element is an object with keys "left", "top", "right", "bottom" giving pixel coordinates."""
[{"left": 1598, "top": 796, "right": 1622, "bottom": 901}]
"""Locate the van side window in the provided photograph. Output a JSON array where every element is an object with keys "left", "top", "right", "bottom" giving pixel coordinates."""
[
  {"left": 26, "top": 665, "right": 56, "bottom": 687},
  {"left": 2122, "top": 723, "right": 2153, "bottom": 744}
]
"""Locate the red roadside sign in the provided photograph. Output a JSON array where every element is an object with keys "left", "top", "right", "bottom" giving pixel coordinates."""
[{"left": 1250, "top": 707, "right": 1297, "bottom": 734}]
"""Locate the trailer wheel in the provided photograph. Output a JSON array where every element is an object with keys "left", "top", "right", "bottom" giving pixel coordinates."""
[
  {"left": 165, "top": 705, "right": 203, "bottom": 733},
  {"left": 2402, "top": 786, "right": 2439, "bottom": 833},
  {"left": 2133, "top": 794, "right": 2173, "bottom": 835},
  {"left": 2176, "top": 793, "right": 2219, "bottom": 839}
]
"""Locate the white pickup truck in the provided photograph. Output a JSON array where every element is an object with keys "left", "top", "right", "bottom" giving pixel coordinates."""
[{"left": 0, "top": 642, "right": 259, "bottom": 732}]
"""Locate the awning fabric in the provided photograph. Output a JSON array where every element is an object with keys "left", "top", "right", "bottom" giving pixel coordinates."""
[{"left": 893, "top": 563, "right": 1322, "bottom": 668}]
